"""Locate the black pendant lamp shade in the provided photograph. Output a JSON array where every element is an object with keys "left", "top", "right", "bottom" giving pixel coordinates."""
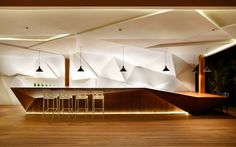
[
  {"left": 120, "top": 46, "right": 127, "bottom": 72},
  {"left": 162, "top": 48, "right": 170, "bottom": 72},
  {"left": 204, "top": 66, "right": 212, "bottom": 73},
  {"left": 36, "top": 66, "right": 43, "bottom": 72},
  {"left": 120, "top": 66, "right": 127, "bottom": 72},
  {"left": 163, "top": 65, "right": 170, "bottom": 71},
  {"left": 77, "top": 66, "right": 84, "bottom": 72},
  {"left": 36, "top": 50, "right": 43, "bottom": 72}
]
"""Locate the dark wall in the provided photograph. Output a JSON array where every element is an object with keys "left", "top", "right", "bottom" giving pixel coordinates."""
[{"left": 205, "top": 45, "right": 236, "bottom": 106}]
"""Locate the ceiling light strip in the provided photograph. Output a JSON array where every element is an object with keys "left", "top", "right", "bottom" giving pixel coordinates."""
[
  {"left": 0, "top": 34, "right": 69, "bottom": 42},
  {"left": 196, "top": 10, "right": 236, "bottom": 56},
  {"left": 221, "top": 23, "right": 236, "bottom": 29},
  {"left": 0, "top": 37, "right": 46, "bottom": 41},
  {"left": 0, "top": 42, "right": 62, "bottom": 56},
  {"left": 196, "top": 10, "right": 234, "bottom": 39},
  {"left": 204, "top": 40, "right": 236, "bottom": 57}
]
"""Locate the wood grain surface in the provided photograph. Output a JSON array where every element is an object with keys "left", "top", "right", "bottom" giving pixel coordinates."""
[{"left": 0, "top": 106, "right": 236, "bottom": 147}]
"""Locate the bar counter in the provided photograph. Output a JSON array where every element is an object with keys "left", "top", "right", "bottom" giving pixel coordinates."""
[{"left": 11, "top": 87, "right": 225, "bottom": 115}]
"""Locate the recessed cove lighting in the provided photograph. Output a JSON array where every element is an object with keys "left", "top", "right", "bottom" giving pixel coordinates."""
[{"left": 0, "top": 34, "right": 69, "bottom": 41}]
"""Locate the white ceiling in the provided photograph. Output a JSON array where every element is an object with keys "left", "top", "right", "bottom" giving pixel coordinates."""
[
  {"left": 0, "top": 8, "right": 236, "bottom": 75},
  {"left": 1, "top": 9, "right": 235, "bottom": 56}
]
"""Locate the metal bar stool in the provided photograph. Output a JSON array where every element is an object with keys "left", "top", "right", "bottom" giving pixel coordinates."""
[
  {"left": 59, "top": 90, "right": 73, "bottom": 116},
  {"left": 92, "top": 91, "right": 104, "bottom": 118},
  {"left": 42, "top": 90, "right": 59, "bottom": 118},
  {"left": 75, "top": 91, "right": 89, "bottom": 117}
]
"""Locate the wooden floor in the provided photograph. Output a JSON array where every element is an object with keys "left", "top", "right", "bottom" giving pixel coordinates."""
[{"left": 1, "top": 106, "right": 236, "bottom": 147}]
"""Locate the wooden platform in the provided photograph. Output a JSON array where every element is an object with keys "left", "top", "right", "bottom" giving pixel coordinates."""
[
  {"left": 11, "top": 87, "right": 226, "bottom": 115},
  {"left": 0, "top": 105, "right": 236, "bottom": 147}
]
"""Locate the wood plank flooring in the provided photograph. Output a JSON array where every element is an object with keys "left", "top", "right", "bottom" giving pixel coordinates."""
[{"left": 0, "top": 105, "right": 236, "bottom": 147}]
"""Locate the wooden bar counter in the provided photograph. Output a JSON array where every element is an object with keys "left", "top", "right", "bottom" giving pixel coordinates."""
[{"left": 11, "top": 87, "right": 225, "bottom": 115}]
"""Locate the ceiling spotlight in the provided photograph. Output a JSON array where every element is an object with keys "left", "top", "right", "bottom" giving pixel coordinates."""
[
  {"left": 36, "top": 50, "right": 43, "bottom": 72},
  {"left": 212, "top": 28, "right": 217, "bottom": 31},
  {"left": 162, "top": 48, "right": 170, "bottom": 72},
  {"left": 118, "top": 28, "right": 123, "bottom": 31}
]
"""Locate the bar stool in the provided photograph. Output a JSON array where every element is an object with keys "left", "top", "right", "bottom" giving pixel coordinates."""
[
  {"left": 59, "top": 90, "right": 73, "bottom": 115},
  {"left": 75, "top": 91, "right": 89, "bottom": 116},
  {"left": 92, "top": 91, "right": 104, "bottom": 118},
  {"left": 42, "top": 90, "right": 59, "bottom": 118}
]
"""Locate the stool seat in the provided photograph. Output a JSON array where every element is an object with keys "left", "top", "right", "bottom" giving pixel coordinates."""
[{"left": 76, "top": 95, "right": 89, "bottom": 99}]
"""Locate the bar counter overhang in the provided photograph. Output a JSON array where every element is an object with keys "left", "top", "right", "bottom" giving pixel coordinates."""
[{"left": 11, "top": 87, "right": 225, "bottom": 115}]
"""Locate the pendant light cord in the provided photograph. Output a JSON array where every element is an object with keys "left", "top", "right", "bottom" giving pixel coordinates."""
[
  {"left": 193, "top": 54, "right": 195, "bottom": 65},
  {"left": 80, "top": 46, "right": 82, "bottom": 66},
  {"left": 165, "top": 48, "right": 166, "bottom": 65},
  {"left": 39, "top": 50, "right": 41, "bottom": 66},
  {"left": 123, "top": 46, "right": 125, "bottom": 66},
  {"left": 76, "top": 35, "right": 82, "bottom": 66}
]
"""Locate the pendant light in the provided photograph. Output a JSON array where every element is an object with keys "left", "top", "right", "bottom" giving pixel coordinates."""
[
  {"left": 77, "top": 46, "right": 84, "bottom": 72},
  {"left": 204, "top": 66, "right": 211, "bottom": 73},
  {"left": 162, "top": 48, "right": 170, "bottom": 71},
  {"left": 203, "top": 48, "right": 212, "bottom": 73},
  {"left": 120, "top": 46, "right": 127, "bottom": 72},
  {"left": 36, "top": 50, "right": 43, "bottom": 72}
]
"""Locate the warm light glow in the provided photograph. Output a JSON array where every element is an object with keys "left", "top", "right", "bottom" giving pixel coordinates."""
[
  {"left": 0, "top": 34, "right": 69, "bottom": 41},
  {"left": 196, "top": 10, "right": 221, "bottom": 28},
  {"left": 196, "top": 10, "right": 236, "bottom": 56},
  {"left": 203, "top": 39, "right": 236, "bottom": 57},
  {"left": 26, "top": 111, "right": 189, "bottom": 115}
]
